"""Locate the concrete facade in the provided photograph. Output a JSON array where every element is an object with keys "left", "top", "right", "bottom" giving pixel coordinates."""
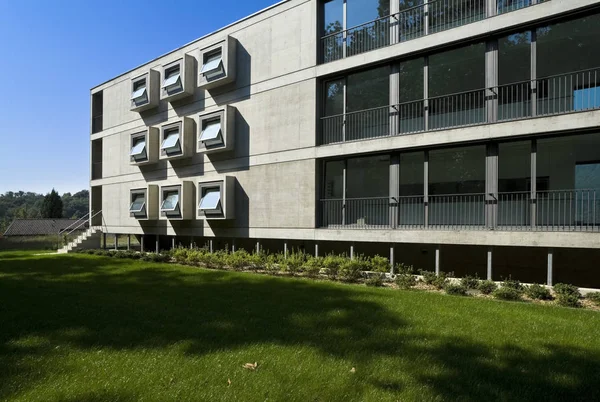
[{"left": 90, "top": 0, "right": 600, "bottom": 287}]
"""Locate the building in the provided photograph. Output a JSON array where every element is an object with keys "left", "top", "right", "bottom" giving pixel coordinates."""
[{"left": 90, "top": 0, "right": 600, "bottom": 288}]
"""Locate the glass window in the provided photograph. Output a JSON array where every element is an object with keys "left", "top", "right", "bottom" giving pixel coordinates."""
[
  {"left": 324, "top": 160, "right": 344, "bottom": 198},
  {"left": 537, "top": 14, "right": 600, "bottom": 78},
  {"left": 161, "top": 129, "right": 180, "bottom": 152},
  {"left": 163, "top": 67, "right": 181, "bottom": 88},
  {"left": 347, "top": 0, "right": 389, "bottom": 28},
  {"left": 201, "top": 52, "right": 222, "bottom": 73},
  {"left": 498, "top": 32, "right": 531, "bottom": 85},
  {"left": 323, "top": 0, "right": 343, "bottom": 35},
  {"left": 130, "top": 194, "right": 146, "bottom": 213},
  {"left": 161, "top": 192, "right": 180, "bottom": 211},
  {"left": 130, "top": 137, "right": 146, "bottom": 158},
  {"left": 199, "top": 189, "right": 222, "bottom": 211},
  {"left": 399, "top": 57, "right": 424, "bottom": 103},
  {"left": 499, "top": 141, "right": 530, "bottom": 192},
  {"left": 428, "top": 43, "right": 485, "bottom": 97},
  {"left": 429, "top": 145, "right": 485, "bottom": 195},
  {"left": 131, "top": 80, "right": 147, "bottom": 101},
  {"left": 324, "top": 79, "right": 344, "bottom": 116},
  {"left": 346, "top": 65, "right": 390, "bottom": 112},
  {"left": 400, "top": 152, "right": 424, "bottom": 196},
  {"left": 346, "top": 154, "right": 389, "bottom": 198},
  {"left": 200, "top": 120, "right": 222, "bottom": 142}
]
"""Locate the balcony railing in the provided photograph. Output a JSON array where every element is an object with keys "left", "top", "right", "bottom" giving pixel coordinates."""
[
  {"left": 321, "top": 0, "right": 546, "bottom": 63},
  {"left": 320, "top": 67, "right": 600, "bottom": 145},
  {"left": 319, "top": 189, "right": 600, "bottom": 232}
]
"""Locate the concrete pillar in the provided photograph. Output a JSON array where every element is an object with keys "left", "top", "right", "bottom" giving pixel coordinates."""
[
  {"left": 547, "top": 248, "right": 553, "bottom": 286},
  {"left": 114, "top": 234, "right": 118, "bottom": 250},
  {"left": 435, "top": 246, "right": 440, "bottom": 275},
  {"left": 232, "top": 239, "right": 236, "bottom": 252},
  {"left": 140, "top": 235, "right": 145, "bottom": 252},
  {"left": 127, "top": 234, "right": 131, "bottom": 251},
  {"left": 190, "top": 237, "right": 194, "bottom": 249},
  {"left": 350, "top": 244, "right": 355, "bottom": 260},
  {"left": 315, "top": 243, "right": 319, "bottom": 258},
  {"left": 209, "top": 239, "right": 214, "bottom": 253},
  {"left": 389, "top": 245, "right": 395, "bottom": 274},
  {"left": 102, "top": 233, "right": 107, "bottom": 250},
  {"left": 155, "top": 237, "right": 160, "bottom": 254},
  {"left": 423, "top": 0, "right": 429, "bottom": 36},
  {"left": 487, "top": 247, "right": 493, "bottom": 281},
  {"left": 256, "top": 240, "right": 260, "bottom": 254},
  {"left": 172, "top": 237, "right": 176, "bottom": 250},
  {"left": 284, "top": 242, "right": 288, "bottom": 259}
]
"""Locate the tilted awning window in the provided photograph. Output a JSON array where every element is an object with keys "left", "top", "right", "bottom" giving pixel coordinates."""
[
  {"left": 130, "top": 194, "right": 146, "bottom": 213},
  {"left": 161, "top": 192, "right": 180, "bottom": 212},
  {"left": 199, "top": 189, "right": 222, "bottom": 213}
]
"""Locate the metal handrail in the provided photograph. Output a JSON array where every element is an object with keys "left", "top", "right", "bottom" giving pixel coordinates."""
[
  {"left": 67, "top": 210, "right": 103, "bottom": 236},
  {"left": 58, "top": 212, "right": 91, "bottom": 236}
]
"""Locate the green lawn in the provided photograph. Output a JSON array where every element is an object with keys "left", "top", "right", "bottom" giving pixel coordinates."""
[{"left": 1, "top": 252, "right": 599, "bottom": 401}]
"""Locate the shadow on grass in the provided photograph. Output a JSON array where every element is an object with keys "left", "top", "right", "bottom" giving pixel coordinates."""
[{"left": 0, "top": 254, "right": 599, "bottom": 401}]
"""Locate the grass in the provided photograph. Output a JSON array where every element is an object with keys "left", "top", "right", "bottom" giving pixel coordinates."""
[{"left": 1, "top": 252, "right": 600, "bottom": 401}]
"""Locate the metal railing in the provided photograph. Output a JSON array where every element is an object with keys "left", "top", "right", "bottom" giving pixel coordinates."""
[
  {"left": 321, "top": 0, "right": 545, "bottom": 63},
  {"left": 319, "top": 189, "right": 600, "bottom": 232},
  {"left": 321, "top": 67, "right": 600, "bottom": 145},
  {"left": 56, "top": 210, "right": 106, "bottom": 250}
]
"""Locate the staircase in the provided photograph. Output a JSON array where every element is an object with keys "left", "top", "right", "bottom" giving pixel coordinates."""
[{"left": 58, "top": 226, "right": 103, "bottom": 254}]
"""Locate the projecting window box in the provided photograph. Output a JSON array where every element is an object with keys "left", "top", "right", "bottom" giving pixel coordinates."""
[
  {"left": 130, "top": 127, "right": 159, "bottom": 165},
  {"left": 129, "top": 186, "right": 159, "bottom": 220},
  {"left": 160, "top": 54, "right": 195, "bottom": 102},
  {"left": 159, "top": 117, "right": 194, "bottom": 161},
  {"left": 197, "top": 106, "right": 235, "bottom": 153},
  {"left": 198, "top": 36, "right": 237, "bottom": 90},
  {"left": 160, "top": 182, "right": 195, "bottom": 221},
  {"left": 198, "top": 176, "right": 235, "bottom": 220},
  {"left": 130, "top": 71, "right": 159, "bottom": 112}
]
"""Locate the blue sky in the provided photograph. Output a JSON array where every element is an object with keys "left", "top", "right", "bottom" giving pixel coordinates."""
[{"left": 0, "top": 0, "right": 278, "bottom": 195}]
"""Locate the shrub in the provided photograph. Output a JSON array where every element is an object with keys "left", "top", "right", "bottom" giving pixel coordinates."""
[
  {"left": 248, "top": 252, "right": 266, "bottom": 272},
  {"left": 282, "top": 251, "right": 305, "bottom": 276},
  {"left": 323, "top": 254, "right": 344, "bottom": 280},
  {"left": 445, "top": 284, "right": 468, "bottom": 296},
  {"left": 395, "top": 272, "right": 417, "bottom": 290},
  {"left": 173, "top": 247, "right": 190, "bottom": 264},
  {"left": 264, "top": 254, "right": 281, "bottom": 275},
  {"left": 186, "top": 249, "right": 204, "bottom": 266},
  {"left": 586, "top": 292, "right": 600, "bottom": 306},
  {"left": 553, "top": 283, "right": 581, "bottom": 308},
  {"left": 365, "top": 274, "right": 385, "bottom": 287},
  {"left": 420, "top": 270, "right": 437, "bottom": 285},
  {"left": 370, "top": 255, "right": 390, "bottom": 273},
  {"left": 492, "top": 287, "right": 522, "bottom": 301},
  {"left": 460, "top": 275, "right": 480, "bottom": 290},
  {"left": 432, "top": 272, "right": 451, "bottom": 290},
  {"left": 339, "top": 259, "right": 363, "bottom": 283},
  {"left": 395, "top": 263, "right": 415, "bottom": 275},
  {"left": 227, "top": 250, "right": 250, "bottom": 271},
  {"left": 525, "top": 284, "right": 553, "bottom": 300},
  {"left": 501, "top": 277, "right": 525, "bottom": 293},
  {"left": 140, "top": 253, "right": 153, "bottom": 262},
  {"left": 302, "top": 257, "right": 323, "bottom": 278},
  {"left": 478, "top": 280, "right": 497, "bottom": 295},
  {"left": 114, "top": 251, "right": 128, "bottom": 259}
]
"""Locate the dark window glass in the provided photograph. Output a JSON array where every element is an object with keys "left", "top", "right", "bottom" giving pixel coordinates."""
[
  {"left": 399, "top": 57, "right": 424, "bottom": 102},
  {"left": 346, "top": 65, "right": 390, "bottom": 112},
  {"left": 428, "top": 43, "right": 485, "bottom": 97}
]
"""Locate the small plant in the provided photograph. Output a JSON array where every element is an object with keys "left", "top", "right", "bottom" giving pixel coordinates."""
[
  {"left": 365, "top": 274, "right": 385, "bottom": 287},
  {"left": 420, "top": 270, "right": 437, "bottom": 285},
  {"left": 282, "top": 251, "right": 305, "bottom": 276},
  {"left": 492, "top": 287, "right": 522, "bottom": 301},
  {"left": 525, "top": 284, "right": 553, "bottom": 300},
  {"left": 445, "top": 283, "right": 468, "bottom": 296},
  {"left": 302, "top": 257, "right": 323, "bottom": 278},
  {"left": 339, "top": 259, "right": 363, "bottom": 282},
  {"left": 460, "top": 275, "right": 480, "bottom": 290},
  {"left": 553, "top": 283, "right": 581, "bottom": 308},
  {"left": 369, "top": 255, "right": 390, "bottom": 273},
  {"left": 248, "top": 252, "right": 266, "bottom": 272},
  {"left": 478, "top": 280, "right": 498, "bottom": 295},
  {"left": 395, "top": 263, "right": 415, "bottom": 275},
  {"left": 264, "top": 254, "right": 281, "bottom": 275},
  {"left": 501, "top": 277, "right": 525, "bottom": 293},
  {"left": 323, "top": 254, "right": 344, "bottom": 280},
  {"left": 432, "top": 272, "right": 451, "bottom": 290},
  {"left": 586, "top": 292, "right": 600, "bottom": 306},
  {"left": 227, "top": 249, "right": 250, "bottom": 271},
  {"left": 395, "top": 267, "right": 417, "bottom": 289},
  {"left": 172, "top": 247, "right": 190, "bottom": 264}
]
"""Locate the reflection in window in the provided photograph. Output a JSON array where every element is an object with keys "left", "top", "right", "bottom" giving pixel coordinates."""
[
  {"left": 130, "top": 194, "right": 146, "bottom": 214},
  {"left": 161, "top": 191, "right": 180, "bottom": 212},
  {"left": 199, "top": 189, "right": 222, "bottom": 213}
]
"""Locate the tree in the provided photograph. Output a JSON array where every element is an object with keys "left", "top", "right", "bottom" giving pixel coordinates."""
[{"left": 41, "top": 189, "right": 63, "bottom": 218}]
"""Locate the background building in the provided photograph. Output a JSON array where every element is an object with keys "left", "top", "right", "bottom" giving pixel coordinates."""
[{"left": 89, "top": 0, "right": 600, "bottom": 288}]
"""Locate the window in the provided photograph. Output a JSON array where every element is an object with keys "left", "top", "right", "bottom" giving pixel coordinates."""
[
  {"left": 200, "top": 119, "right": 222, "bottom": 147},
  {"left": 130, "top": 193, "right": 146, "bottom": 215},
  {"left": 163, "top": 66, "right": 182, "bottom": 93},
  {"left": 161, "top": 128, "right": 181, "bottom": 155},
  {"left": 131, "top": 79, "right": 148, "bottom": 105},
  {"left": 130, "top": 136, "right": 147, "bottom": 162},
  {"left": 201, "top": 51, "right": 224, "bottom": 80},
  {"left": 161, "top": 191, "right": 180, "bottom": 213},
  {"left": 91, "top": 91, "right": 103, "bottom": 134},
  {"left": 199, "top": 188, "right": 222, "bottom": 214}
]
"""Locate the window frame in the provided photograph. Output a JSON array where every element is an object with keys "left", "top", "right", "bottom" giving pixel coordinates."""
[
  {"left": 197, "top": 177, "right": 235, "bottom": 220},
  {"left": 160, "top": 55, "right": 194, "bottom": 102},
  {"left": 198, "top": 36, "right": 237, "bottom": 90},
  {"left": 130, "top": 133, "right": 148, "bottom": 163},
  {"left": 129, "top": 188, "right": 148, "bottom": 219},
  {"left": 160, "top": 185, "right": 182, "bottom": 218},
  {"left": 197, "top": 106, "right": 234, "bottom": 153},
  {"left": 160, "top": 122, "right": 183, "bottom": 157}
]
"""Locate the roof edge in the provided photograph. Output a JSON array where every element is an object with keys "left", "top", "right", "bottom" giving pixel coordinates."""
[{"left": 91, "top": 0, "right": 290, "bottom": 92}]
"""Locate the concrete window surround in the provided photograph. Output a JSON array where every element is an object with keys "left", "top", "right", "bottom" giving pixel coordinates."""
[
  {"left": 129, "top": 185, "right": 159, "bottom": 221},
  {"left": 160, "top": 54, "right": 195, "bottom": 102},
  {"left": 130, "top": 127, "right": 159, "bottom": 166},
  {"left": 198, "top": 36, "right": 237, "bottom": 90},
  {"left": 130, "top": 70, "right": 160, "bottom": 112},
  {"left": 197, "top": 106, "right": 235, "bottom": 153},
  {"left": 160, "top": 182, "right": 195, "bottom": 221},
  {"left": 197, "top": 176, "right": 235, "bottom": 220},
  {"left": 159, "top": 117, "right": 194, "bottom": 161}
]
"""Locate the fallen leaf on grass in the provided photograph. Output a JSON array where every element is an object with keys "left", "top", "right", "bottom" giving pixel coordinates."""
[
  {"left": 227, "top": 378, "right": 231, "bottom": 387},
  {"left": 243, "top": 362, "right": 258, "bottom": 370},
  {"left": 350, "top": 367, "right": 356, "bottom": 373}
]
